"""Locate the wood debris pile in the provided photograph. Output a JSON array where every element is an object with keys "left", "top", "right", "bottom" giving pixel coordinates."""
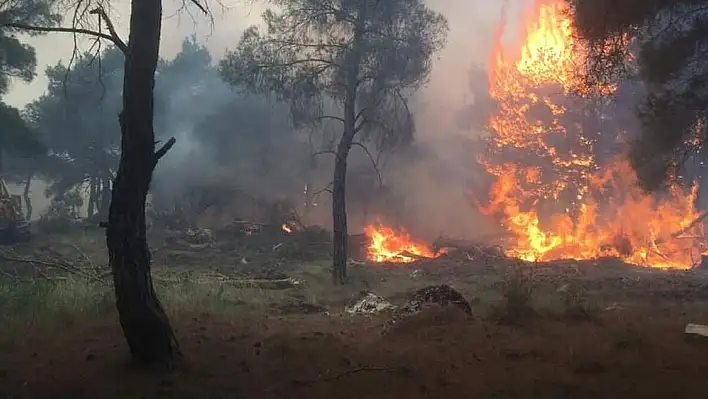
[
  {"left": 382, "top": 285, "right": 473, "bottom": 335},
  {"left": 433, "top": 235, "right": 506, "bottom": 262}
]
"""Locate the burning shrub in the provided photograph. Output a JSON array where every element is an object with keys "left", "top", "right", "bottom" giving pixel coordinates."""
[{"left": 364, "top": 223, "right": 445, "bottom": 263}]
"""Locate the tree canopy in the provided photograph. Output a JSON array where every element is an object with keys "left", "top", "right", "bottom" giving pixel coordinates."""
[
  {"left": 0, "top": 0, "right": 59, "bottom": 176},
  {"left": 219, "top": 0, "right": 448, "bottom": 283},
  {"left": 24, "top": 46, "right": 124, "bottom": 215},
  {"left": 219, "top": 0, "right": 447, "bottom": 152},
  {"left": 0, "top": 0, "right": 60, "bottom": 95},
  {"left": 567, "top": 0, "right": 708, "bottom": 190}
]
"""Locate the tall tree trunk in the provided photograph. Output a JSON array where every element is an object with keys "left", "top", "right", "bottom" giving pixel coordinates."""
[
  {"left": 106, "top": 0, "right": 178, "bottom": 364},
  {"left": 99, "top": 174, "right": 111, "bottom": 220},
  {"left": 332, "top": 127, "right": 354, "bottom": 284},
  {"left": 303, "top": 153, "right": 316, "bottom": 222},
  {"left": 87, "top": 176, "right": 96, "bottom": 218},
  {"left": 23, "top": 171, "right": 32, "bottom": 220},
  {"left": 331, "top": 3, "right": 366, "bottom": 285}
]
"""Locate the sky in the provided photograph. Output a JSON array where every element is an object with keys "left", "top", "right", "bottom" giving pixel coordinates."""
[{"left": 4, "top": 0, "right": 509, "bottom": 109}]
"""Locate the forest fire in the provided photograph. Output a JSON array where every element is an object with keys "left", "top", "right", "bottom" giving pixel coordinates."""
[
  {"left": 364, "top": 223, "right": 444, "bottom": 263},
  {"left": 477, "top": 0, "right": 704, "bottom": 269}
]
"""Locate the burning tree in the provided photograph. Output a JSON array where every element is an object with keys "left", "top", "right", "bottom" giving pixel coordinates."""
[
  {"left": 2, "top": 0, "right": 212, "bottom": 364},
  {"left": 219, "top": 0, "right": 448, "bottom": 284},
  {"left": 475, "top": 0, "right": 705, "bottom": 269},
  {"left": 566, "top": 0, "right": 708, "bottom": 191}
]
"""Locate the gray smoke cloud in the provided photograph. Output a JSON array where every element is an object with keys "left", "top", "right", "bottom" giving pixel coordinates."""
[{"left": 5, "top": 0, "right": 524, "bottom": 239}]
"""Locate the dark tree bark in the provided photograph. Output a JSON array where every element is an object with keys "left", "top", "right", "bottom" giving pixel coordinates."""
[
  {"left": 99, "top": 174, "right": 111, "bottom": 219},
  {"left": 106, "top": 0, "right": 178, "bottom": 364},
  {"left": 23, "top": 171, "right": 32, "bottom": 220},
  {"left": 331, "top": 4, "right": 366, "bottom": 285},
  {"left": 332, "top": 129, "right": 354, "bottom": 284},
  {"left": 87, "top": 176, "right": 96, "bottom": 218},
  {"left": 302, "top": 153, "right": 316, "bottom": 222}
]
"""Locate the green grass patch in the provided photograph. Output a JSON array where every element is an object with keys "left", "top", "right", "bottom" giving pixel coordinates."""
[
  {"left": 0, "top": 276, "right": 114, "bottom": 336},
  {"left": 0, "top": 271, "right": 321, "bottom": 339},
  {"left": 154, "top": 273, "right": 299, "bottom": 316}
]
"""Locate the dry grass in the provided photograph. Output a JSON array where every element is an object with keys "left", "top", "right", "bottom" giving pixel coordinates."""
[
  {"left": 558, "top": 282, "right": 601, "bottom": 321},
  {"left": 6, "top": 232, "right": 708, "bottom": 398},
  {"left": 493, "top": 260, "right": 536, "bottom": 323},
  {"left": 0, "top": 273, "right": 306, "bottom": 338}
]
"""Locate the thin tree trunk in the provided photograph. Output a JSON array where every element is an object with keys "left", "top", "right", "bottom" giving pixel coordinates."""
[
  {"left": 99, "top": 174, "right": 111, "bottom": 220},
  {"left": 332, "top": 130, "right": 354, "bottom": 284},
  {"left": 331, "top": 2, "right": 366, "bottom": 285},
  {"left": 106, "top": 0, "right": 178, "bottom": 364},
  {"left": 87, "top": 176, "right": 96, "bottom": 218},
  {"left": 23, "top": 171, "right": 32, "bottom": 220},
  {"left": 303, "top": 154, "right": 316, "bottom": 222}
]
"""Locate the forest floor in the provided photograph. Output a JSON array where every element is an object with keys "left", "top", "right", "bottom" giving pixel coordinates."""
[{"left": 3, "top": 228, "right": 708, "bottom": 398}]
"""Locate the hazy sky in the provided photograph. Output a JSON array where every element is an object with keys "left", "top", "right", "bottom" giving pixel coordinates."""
[{"left": 4, "top": 0, "right": 509, "bottom": 108}]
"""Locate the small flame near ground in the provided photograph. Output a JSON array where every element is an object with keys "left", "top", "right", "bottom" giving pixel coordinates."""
[
  {"left": 364, "top": 223, "right": 444, "bottom": 263},
  {"left": 281, "top": 224, "right": 293, "bottom": 233}
]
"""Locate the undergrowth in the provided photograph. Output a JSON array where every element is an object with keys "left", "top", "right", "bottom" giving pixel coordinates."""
[
  {"left": 0, "top": 273, "right": 306, "bottom": 340},
  {"left": 496, "top": 260, "right": 536, "bottom": 323},
  {"left": 0, "top": 276, "right": 113, "bottom": 342},
  {"left": 0, "top": 256, "right": 609, "bottom": 344}
]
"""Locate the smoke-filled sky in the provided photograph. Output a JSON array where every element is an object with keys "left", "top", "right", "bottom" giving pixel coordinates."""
[
  {"left": 4, "top": 0, "right": 510, "bottom": 109},
  {"left": 4, "top": 0, "right": 527, "bottom": 236}
]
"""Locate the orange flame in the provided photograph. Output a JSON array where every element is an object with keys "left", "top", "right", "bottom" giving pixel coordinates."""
[
  {"left": 479, "top": 0, "right": 703, "bottom": 269},
  {"left": 364, "top": 223, "right": 444, "bottom": 263},
  {"left": 281, "top": 224, "right": 292, "bottom": 233}
]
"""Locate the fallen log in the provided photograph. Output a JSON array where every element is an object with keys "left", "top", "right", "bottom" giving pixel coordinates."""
[
  {"left": 652, "top": 211, "right": 708, "bottom": 245},
  {"left": 671, "top": 212, "right": 708, "bottom": 239},
  {"left": 226, "top": 278, "right": 301, "bottom": 290},
  {"left": 398, "top": 250, "right": 432, "bottom": 262},
  {"left": 432, "top": 235, "right": 505, "bottom": 258},
  {"left": 154, "top": 276, "right": 301, "bottom": 290}
]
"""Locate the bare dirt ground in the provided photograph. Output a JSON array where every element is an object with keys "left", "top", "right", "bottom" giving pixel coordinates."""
[
  {"left": 5, "top": 309, "right": 708, "bottom": 398},
  {"left": 3, "top": 229, "right": 708, "bottom": 398}
]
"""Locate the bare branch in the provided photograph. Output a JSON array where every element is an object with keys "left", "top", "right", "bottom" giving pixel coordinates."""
[
  {"left": 257, "top": 58, "right": 341, "bottom": 69},
  {"left": 314, "top": 115, "right": 345, "bottom": 124},
  {"left": 88, "top": 7, "right": 128, "bottom": 54},
  {"left": 312, "top": 149, "right": 336, "bottom": 157},
  {"left": 188, "top": 0, "right": 208, "bottom": 15},
  {"left": 312, "top": 181, "right": 334, "bottom": 197},
  {"left": 154, "top": 137, "right": 177, "bottom": 161},
  {"left": 3, "top": 22, "right": 127, "bottom": 55},
  {"left": 351, "top": 142, "right": 382, "bottom": 186}
]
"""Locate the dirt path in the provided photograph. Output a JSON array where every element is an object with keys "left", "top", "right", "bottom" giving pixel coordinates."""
[{"left": 3, "top": 307, "right": 708, "bottom": 398}]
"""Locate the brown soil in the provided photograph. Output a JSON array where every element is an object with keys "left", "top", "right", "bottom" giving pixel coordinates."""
[{"left": 3, "top": 307, "right": 708, "bottom": 399}]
